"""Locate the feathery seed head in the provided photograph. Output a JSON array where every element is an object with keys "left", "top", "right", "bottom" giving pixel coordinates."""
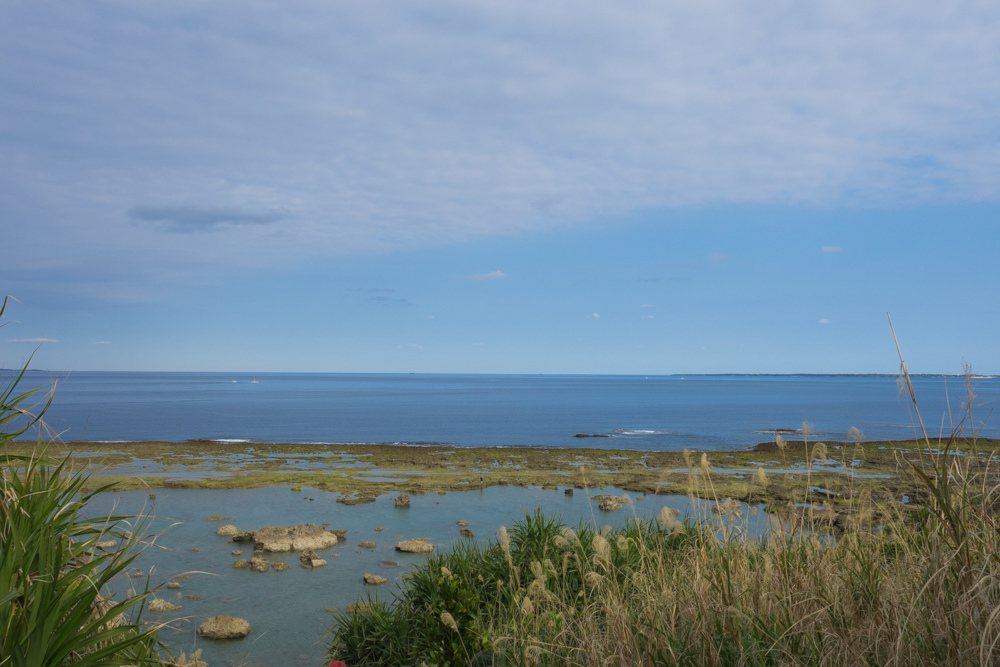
[
  {"left": 440, "top": 611, "right": 459, "bottom": 632},
  {"left": 754, "top": 466, "right": 768, "bottom": 486}
]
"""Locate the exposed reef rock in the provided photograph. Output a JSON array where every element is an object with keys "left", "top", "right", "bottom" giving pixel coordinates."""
[
  {"left": 148, "top": 598, "right": 182, "bottom": 613},
  {"left": 396, "top": 538, "right": 434, "bottom": 553},
  {"left": 251, "top": 524, "right": 338, "bottom": 552},
  {"left": 198, "top": 615, "right": 251, "bottom": 640}
]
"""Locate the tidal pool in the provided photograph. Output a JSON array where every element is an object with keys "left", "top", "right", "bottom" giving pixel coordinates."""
[{"left": 85, "top": 485, "right": 766, "bottom": 667}]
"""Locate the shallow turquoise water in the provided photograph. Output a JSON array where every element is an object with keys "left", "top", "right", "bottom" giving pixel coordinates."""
[{"left": 85, "top": 485, "right": 767, "bottom": 666}]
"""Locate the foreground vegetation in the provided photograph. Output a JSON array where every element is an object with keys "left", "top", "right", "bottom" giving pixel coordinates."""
[
  {"left": 329, "top": 439, "right": 1000, "bottom": 666},
  {"left": 1, "top": 297, "right": 162, "bottom": 666}
]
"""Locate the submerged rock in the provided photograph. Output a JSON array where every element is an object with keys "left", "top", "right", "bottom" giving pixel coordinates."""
[
  {"left": 198, "top": 615, "right": 251, "bottom": 640},
  {"left": 396, "top": 538, "right": 434, "bottom": 554},
  {"left": 232, "top": 559, "right": 250, "bottom": 569},
  {"left": 338, "top": 496, "right": 376, "bottom": 506},
  {"left": 358, "top": 541, "right": 376, "bottom": 549},
  {"left": 173, "top": 649, "right": 208, "bottom": 667},
  {"left": 167, "top": 582, "right": 181, "bottom": 589},
  {"left": 456, "top": 520, "right": 470, "bottom": 527},
  {"left": 459, "top": 528, "right": 475, "bottom": 538}
]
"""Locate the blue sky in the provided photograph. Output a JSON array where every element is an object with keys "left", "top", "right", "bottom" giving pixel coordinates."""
[{"left": 2, "top": 1, "right": 999, "bottom": 374}]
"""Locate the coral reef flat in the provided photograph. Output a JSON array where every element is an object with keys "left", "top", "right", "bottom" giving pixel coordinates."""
[{"left": 10, "top": 437, "right": 999, "bottom": 517}]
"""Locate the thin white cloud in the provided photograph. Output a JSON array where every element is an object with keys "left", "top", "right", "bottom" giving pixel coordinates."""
[
  {"left": 93, "top": 340, "right": 112, "bottom": 345},
  {"left": 819, "top": 319, "right": 831, "bottom": 324},
  {"left": 591, "top": 313, "right": 600, "bottom": 319},
  {"left": 466, "top": 270, "right": 508, "bottom": 282},
  {"left": 639, "top": 304, "right": 654, "bottom": 308},
  {"left": 820, "top": 246, "right": 843, "bottom": 253},
  {"left": 8, "top": 338, "right": 58, "bottom": 343},
  {"left": 641, "top": 315, "right": 654, "bottom": 319}
]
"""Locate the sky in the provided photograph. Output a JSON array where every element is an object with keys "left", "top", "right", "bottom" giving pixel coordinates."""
[{"left": 2, "top": 0, "right": 999, "bottom": 375}]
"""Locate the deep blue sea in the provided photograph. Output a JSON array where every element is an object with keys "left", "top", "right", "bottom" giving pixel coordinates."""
[{"left": 15, "top": 371, "right": 1000, "bottom": 447}]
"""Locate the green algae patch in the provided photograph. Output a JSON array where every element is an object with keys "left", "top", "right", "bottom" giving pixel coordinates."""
[{"left": 8, "top": 438, "right": 1000, "bottom": 520}]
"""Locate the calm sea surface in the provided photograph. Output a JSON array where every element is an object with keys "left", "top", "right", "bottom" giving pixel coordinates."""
[{"left": 16, "top": 371, "right": 1000, "bottom": 447}]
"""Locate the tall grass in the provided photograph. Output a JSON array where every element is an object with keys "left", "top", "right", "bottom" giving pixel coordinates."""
[
  {"left": 1, "top": 296, "right": 162, "bottom": 666},
  {"left": 329, "top": 365, "right": 1000, "bottom": 665}
]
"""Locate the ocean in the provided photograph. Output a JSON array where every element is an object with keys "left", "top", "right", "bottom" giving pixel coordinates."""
[{"left": 17, "top": 371, "right": 1000, "bottom": 447}]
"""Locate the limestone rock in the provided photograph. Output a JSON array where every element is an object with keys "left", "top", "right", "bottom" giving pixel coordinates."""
[
  {"left": 95, "top": 540, "right": 117, "bottom": 550},
  {"left": 598, "top": 497, "right": 623, "bottom": 511},
  {"left": 232, "top": 559, "right": 249, "bottom": 569},
  {"left": 363, "top": 573, "right": 387, "bottom": 585},
  {"left": 249, "top": 557, "right": 269, "bottom": 573},
  {"left": 456, "top": 520, "right": 470, "bottom": 527},
  {"left": 148, "top": 598, "right": 182, "bottom": 613},
  {"left": 459, "top": 528, "right": 475, "bottom": 538},
  {"left": 231, "top": 531, "right": 254, "bottom": 543},
  {"left": 396, "top": 538, "right": 434, "bottom": 554},
  {"left": 272, "top": 561, "right": 290, "bottom": 572},
  {"left": 394, "top": 494, "right": 411, "bottom": 507},
  {"left": 167, "top": 582, "right": 181, "bottom": 589},
  {"left": 358, "top": 541, "right": 376, "bottom": 549},
  {"left": 329, "top": 529, "right": 348, "bottom": 540},
  {"left": 301, "top": 558, "right": 327, "bottom": 568},
  {"left": 252, "top": 524, "right": 338, "bottom": 552},
  {"left": 215, "top": 524, "right": 241, "bottom": 537},
  {"left": 231, "top": 549, "right": 243, "bottom": 556},
  {"left": 197, "top": 615, "right": 251, "bottom": 640}
]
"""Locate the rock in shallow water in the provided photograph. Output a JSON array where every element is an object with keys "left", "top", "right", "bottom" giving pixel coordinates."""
[
  {"left": 363, "top": 573, "right": 387, "bottom": 585},
  {"left": 252, "top": 524, "right": 339, "bottom": 552},
  {"left": 395, "top": 538, "right": 434, "bottom": 553},
  {"left": 198, "top": 615, "right": 251, "bottom": 640},
  {"left": 215, "top": 524, "right": 241, "bottom": 537},
  {"left": 148, "top": 598, "right": 182, "bottom": 613}
]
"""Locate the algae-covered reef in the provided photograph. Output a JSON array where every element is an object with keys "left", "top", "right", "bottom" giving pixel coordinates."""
[{"left": 9, "top": 437, "right": 999, "bottom": 518}]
